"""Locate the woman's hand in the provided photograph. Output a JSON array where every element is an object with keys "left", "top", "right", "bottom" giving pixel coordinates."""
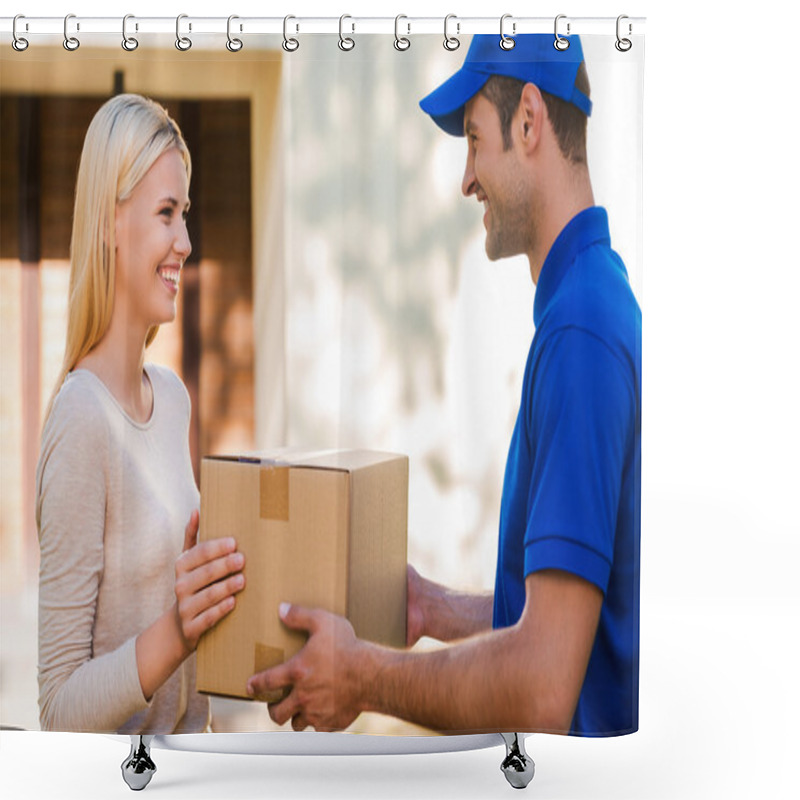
[
  {"left": 173, "top": 510, "right": 246, "bottom": 653},
  {"left": 135, "top": 511, "right": 246, "bottom": 700}
]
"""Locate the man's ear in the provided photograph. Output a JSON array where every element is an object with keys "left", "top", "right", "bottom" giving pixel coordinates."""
[{"left": 518, "top": 83, "right": 545, "bottom": 154}]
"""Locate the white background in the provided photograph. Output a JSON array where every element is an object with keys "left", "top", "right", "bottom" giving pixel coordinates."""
[{"left": 2, "top": 1, "right": 798, "bottom": 799}]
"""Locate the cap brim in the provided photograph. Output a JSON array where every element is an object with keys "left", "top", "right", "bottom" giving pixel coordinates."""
[{"left": 419, "top": 67, "right": 490, "bottom": 137}]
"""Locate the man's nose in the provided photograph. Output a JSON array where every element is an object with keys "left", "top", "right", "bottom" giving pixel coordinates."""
[{"left": 462, "top": 151, "right": 476, "bottom": 198}]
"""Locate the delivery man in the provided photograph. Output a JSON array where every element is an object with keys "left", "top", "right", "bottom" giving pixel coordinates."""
[{"left": 247, "top": 33, "right": 641, "bottom": 739}]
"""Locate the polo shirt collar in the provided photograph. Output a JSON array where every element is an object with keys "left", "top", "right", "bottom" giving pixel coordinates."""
[{"left": 533, "top": 206, "right": 611, "bottom": 326}]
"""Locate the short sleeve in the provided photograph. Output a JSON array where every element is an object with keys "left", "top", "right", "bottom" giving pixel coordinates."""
[{"left": 523, "top": 327, "right": 636, "bottom": 593}]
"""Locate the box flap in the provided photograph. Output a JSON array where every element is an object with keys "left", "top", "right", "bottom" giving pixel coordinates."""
[{"left": 204, "top": 448, "right": 405, "bottom": 474}]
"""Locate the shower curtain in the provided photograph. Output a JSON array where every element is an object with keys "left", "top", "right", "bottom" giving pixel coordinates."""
[{"left": 0, "top": 16, "right": 644, "bottom": 740}]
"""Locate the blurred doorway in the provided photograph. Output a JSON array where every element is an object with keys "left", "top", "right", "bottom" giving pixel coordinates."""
[{"left": 1, "top": 50, "right": 282, "bottom": 590}]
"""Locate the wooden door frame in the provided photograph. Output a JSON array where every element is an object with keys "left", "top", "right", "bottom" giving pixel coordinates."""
[
  {"left": 1, "top": 47, "right": 286, "bottom": 581},
  {"left": 0, "top": 47, "right": 288, "bottom": 431}
]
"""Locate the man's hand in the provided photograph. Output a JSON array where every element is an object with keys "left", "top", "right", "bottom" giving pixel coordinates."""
[
  {"left": 406, "top": 565, "right": 428, "bottom": 646},
  {"left": 246, "top": 604, "right": 372, "bottom": 732},
  {"left": 245, "top": 571, "right": 601, "bottom": 734}
]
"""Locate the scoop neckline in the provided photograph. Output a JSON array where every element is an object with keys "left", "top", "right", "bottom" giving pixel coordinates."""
[{"left": 68, "top": 365, "right": 157, "bottom": 430}]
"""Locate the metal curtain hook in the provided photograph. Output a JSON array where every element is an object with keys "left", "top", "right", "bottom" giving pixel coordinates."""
[
  {"left": 12, "top": 14, "right": 29, "bottom": 51},
  {"left": 63, "top": 13, "right": 80, "bottom": 51},
  {"left": 226, "top": 15, "right": 243, "bottom": 52},
  {"left": 122, "top": 14, "right": 139, "bottom": 51},
  {"left": 443, "top": 14, "right": 460, "bottom": 51},
  {"left": 615, "top": 15, "right": 632, "bottom": 52},
  {"left": 394, "top": 15, "right": 410, "bottom": 51},
  {"left": 500, "top": 14, "right": 515, "bottom": 51},
  {"left": 339, "top": 14, "right": 355, "bottom": 51},
  {"left": 176, "top": 14, "right": 192, "bottom": 51},
  {"left": 283, "top": 15, "right": 299, "bottom": 52},
  {"left": 554, "top": 14, "right": 570, "bottom": 51}
]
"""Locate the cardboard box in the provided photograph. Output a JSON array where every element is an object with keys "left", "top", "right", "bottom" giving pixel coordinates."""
[{"left": 196, "top": 448, "right": 408, "bottom": 701}]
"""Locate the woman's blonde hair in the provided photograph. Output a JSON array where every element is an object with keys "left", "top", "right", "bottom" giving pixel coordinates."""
[{"left": 44, "top": 93, "right": 191, "bottom": 425}]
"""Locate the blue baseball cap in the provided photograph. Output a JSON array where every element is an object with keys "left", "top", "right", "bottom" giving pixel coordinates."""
[{"left": 420, "top": 34, "right": 591, "bottom": 136}]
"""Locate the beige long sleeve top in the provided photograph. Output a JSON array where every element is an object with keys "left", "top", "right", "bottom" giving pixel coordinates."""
[{"left": 35, "top": 364, "right": 209, "bottom": 733}]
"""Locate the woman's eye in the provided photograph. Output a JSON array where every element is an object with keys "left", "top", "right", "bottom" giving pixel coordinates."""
[{"left": 159, "top": 207, "right": 173, "bottom": 219}]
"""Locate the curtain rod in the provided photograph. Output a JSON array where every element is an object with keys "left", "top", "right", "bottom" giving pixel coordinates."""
[{"left": 2, "top": 15, "right": 646, "bottom": 39}]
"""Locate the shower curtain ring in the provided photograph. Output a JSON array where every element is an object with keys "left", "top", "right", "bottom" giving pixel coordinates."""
[
  {"left": 283, "top": 15, "right": 299, "bottom": 51},
  {"left": 554, "top": 14, "right": 570, "bottom": 51},
  {"left": 63, "top": 13, "right": 80, "bottom": 51},
  {"left": 339, "top": 15, "right": 355, "bottom": 51},
  {"left": 615, "top": 15, "right": 632, "bottom": 51},
  {"left": 12, "top": 15, "right": 29, "bottom": 51},
  {"left": 499, "top": 14, "right": 515, "bottom": 50},
  {"left": 122, "top": 14, "right": 139, "bottom": 51},
  {"left": 226, "top": 15, "right": 243, "bottom": 52},
  {"left": 176, "top": 14, "right": 192, "bottom": 51},
  {"left": 443, "top": 14, "right": 460, "bottom": 51},
  {"left": 394, "top": 15, "right": 410, "bottom": 51}
]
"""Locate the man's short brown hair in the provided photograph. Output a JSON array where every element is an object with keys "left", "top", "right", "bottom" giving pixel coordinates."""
[{"left": 479, "top": 63, "right": 591, "bottom": 164}]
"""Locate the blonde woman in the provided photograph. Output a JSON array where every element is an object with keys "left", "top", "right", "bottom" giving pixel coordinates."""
[{"left": 35, "top": 94, "right": 245, "bottom": 734}]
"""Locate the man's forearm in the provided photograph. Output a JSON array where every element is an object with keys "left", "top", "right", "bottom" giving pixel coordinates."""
[
  {"left": 417, "top": 575, "right": 494, "bottom": 642},
  {"left": 360, "top": 623, "right": 559, "bottom": 733},
  {"left": 254, "top": 571, "right": 598, "bottom": 734}
]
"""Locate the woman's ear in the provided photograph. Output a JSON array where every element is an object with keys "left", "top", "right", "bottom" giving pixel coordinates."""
[{"left": 110, "top": 199, "right": 123, "bottom": 252}]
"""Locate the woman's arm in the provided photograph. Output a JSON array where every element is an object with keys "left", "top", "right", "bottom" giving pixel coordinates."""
[
  {"left": 37, "top": 394, "right": 142, "bottom": 731},
  {"left": 36, "top": 387, "right": 244, "bottom": 731},
  {"left": 135, "top": 510, "right": 245, "bottom": 701}
]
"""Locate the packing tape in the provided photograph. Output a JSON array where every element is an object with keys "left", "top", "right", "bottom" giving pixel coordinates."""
[{"left": 260, "top": 466, "right": 290, "bottom": 521}]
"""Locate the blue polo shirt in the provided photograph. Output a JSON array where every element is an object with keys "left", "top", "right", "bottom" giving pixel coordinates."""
[{"left": 493, "top": 206, "right": 641, "bottom": 736}]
